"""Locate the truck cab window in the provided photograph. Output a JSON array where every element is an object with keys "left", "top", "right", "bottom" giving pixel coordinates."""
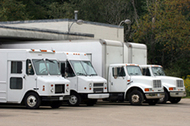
[
  {"left": 112, "top": 67, "right": 126, "bottom": 78},
  {"left": 126, "top": 66, "right": 142, "bottom": 76},
  {"left": 66, "top": 62, "right": 75, "bottom": 77},
  {"left": 26, "top": 59, "right": 34, "bottom": 75},
  {"left": 142, "top": 68, "right": 150, "bottom": 76}
]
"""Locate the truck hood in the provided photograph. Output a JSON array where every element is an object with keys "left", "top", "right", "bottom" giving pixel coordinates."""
[
  {"left": 130, "top": 76, "right": 162, "bottom": 88},
  {"left": 37, "top": 76, "right": 70, "bottom": 84},
  {"left": 155, "top": 76, "right": 183, "bottom": 87}
]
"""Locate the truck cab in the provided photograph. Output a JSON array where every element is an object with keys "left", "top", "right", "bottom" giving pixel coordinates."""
[
  {"left": 56, "top": 52, "right": 109, "bottom": 106},
  {"left": 107, "top": 64, "right": 164, "bottom": 105},
  {"left": 140, "top": 65, "right": 186, "bottom": 103}
]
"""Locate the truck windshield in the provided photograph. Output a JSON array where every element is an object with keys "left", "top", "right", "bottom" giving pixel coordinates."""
[
  {"left": 126, "top": 66, "right": 142, "bottom": 76},
  {"left": 70, "top": 60, "right": 97, "bottom": 76},
  {"left": 151, "top": 67, "right": 165, "bottom": 76},
  {"left": 32, "top": 59, "right": 60, "bottom": 75},
  {"left": 45, "top": 59, "right": 61, "bottom": 75}
]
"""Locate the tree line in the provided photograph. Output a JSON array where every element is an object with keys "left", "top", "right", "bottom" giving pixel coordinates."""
[{"left": 0, "top": 0, "right": 189, "bottom": 78}]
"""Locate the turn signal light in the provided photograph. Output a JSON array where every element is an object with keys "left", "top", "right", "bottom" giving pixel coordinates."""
[
  {"left": 145, "top": 88, "right": 149, "bottom": 91},
  {"left": 169, "top": 87, "right": 174, "bottom": 90}
]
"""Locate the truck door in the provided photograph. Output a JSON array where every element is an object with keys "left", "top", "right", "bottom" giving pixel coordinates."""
[
  {"left": 7, "top": 60, "right": 25, "bottom": 103},
  {"left": 109, "top": 67, "right": 127, "bottom": 92}
]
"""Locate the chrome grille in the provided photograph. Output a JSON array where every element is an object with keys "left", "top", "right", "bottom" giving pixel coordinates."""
[
  {"left": 177, "top": 80, "right": 183, "bottom": 87},
  {"left": 55, "top": 84, "right": 65, "bottom": 94},
  {"left": 94, "top": 83, "right": 104, "bottom": 87},
  {"left": 153, "top": 80, "right": 162, "bottom": 88},
  {"left": 93, "top": 88, "right": 103, "bottom": 93},
  {"left": 93, "top": 83, "right": 104, "bottom": 93}
]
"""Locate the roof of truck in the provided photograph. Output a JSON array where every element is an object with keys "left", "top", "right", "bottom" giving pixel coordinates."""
[{"left": 140, "top": 65, "right": 162, "bottom": 68}]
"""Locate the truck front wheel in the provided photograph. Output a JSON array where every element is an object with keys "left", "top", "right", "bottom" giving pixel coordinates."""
[
  {"left": 68, "top": 92, "right": 81, "bottom": 106},
  {"left": 25, "top": 92, "right": 41, "bottom": 109},
  {"left": 129, "top": 90, "right": 144, "bottom": 105},
  {"left": 170, "top": 97, "right": 181, "bottom": 104}
]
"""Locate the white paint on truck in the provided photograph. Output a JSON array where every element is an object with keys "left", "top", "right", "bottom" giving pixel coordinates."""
[
  {"left": 140, "top": 65, "right": 186, "bottom": 103},
  {"left": 0, "top": 49, "right": 70, "bottom": 109}
]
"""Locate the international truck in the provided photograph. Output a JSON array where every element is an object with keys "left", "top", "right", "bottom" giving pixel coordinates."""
[
  {"left": 0, "top": 49, "right": 70, "bottom": 109},
  {"left": 0, "top": 39, "right": 164, "bottom": 105},
  {"left": 123, "top": 42, "right": 186, "bottom": 103},
  {"left": 140, "top": 65, "right": 186, "bottom": 103}
]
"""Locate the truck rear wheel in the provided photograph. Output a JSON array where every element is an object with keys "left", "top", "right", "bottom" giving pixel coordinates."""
[
  {"left": 129, "top": 90, "right": 144, "bottom": 105},
  {"left": 170, "top": 97, "right": 181, "bottom": 103},
  {"left": 68, "top": 92, "right": 81, "bottom": 106},
  {"left": 86, "top": 99, "right": 97, "bottom": 106},
  {"left": 51, "top": 101, "right": 63, "bottom": 108},
  {"left": 158, "top": 90, "right": 168, "bottom": 104},
  {"left": 25, "top": 92, "right": 41, "bottom": 109},
  {"left": 148, "top": 99, "right": 159, "bottom": 105}
]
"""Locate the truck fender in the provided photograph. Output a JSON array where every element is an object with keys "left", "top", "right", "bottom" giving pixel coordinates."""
[{"left": 124, "top": 84, "right": 145, "bottom": 100}]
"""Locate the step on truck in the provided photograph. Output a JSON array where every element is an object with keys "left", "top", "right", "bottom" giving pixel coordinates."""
[
  {"left": 56, "top": 52, "right": 109, "bottom": 106},
  {"left": 1, "top": 39, "right": 164, "bottom": 105},
  {"left": 0, "top": 49, "right": 70, "bottom": 109},
  {"left": 140, "top": 65, "right": 186, "bottom": 103}
]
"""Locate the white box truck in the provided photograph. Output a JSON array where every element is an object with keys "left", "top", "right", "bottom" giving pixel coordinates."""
[
  {"left": 124, "top": 42, "right": 186, "bottom": 103},
  {"left": 140, "top": 65, "right": 186, "bottom": 103},
  {"left": 0, "top": 39, "right": 164, "bottom": 105},
  {"left": 55, "top": 51, "right": 109, "bottom": 106},
  {"left": 0, "top": 49, "right": 70, "bottom": 109}
]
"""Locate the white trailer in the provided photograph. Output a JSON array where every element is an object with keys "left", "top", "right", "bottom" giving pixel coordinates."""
[
  {"left": 140, "top": 65, "right": 186, "bottom": 103},
  {"left": 0, "top": 49, "right": 70, "bottom": 109},
  {"left": 55, "top": 51, "right": 109, "bottom": 106},
  {"left": 1, "top": 39, "right": 164, "bottom": 105}
]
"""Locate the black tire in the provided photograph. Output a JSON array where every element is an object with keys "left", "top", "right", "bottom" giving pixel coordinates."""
[
  {"left": 68, "top": 92, "right": 81, "bottom": 106},
  {"left": 25, "top": 92, "right": 41, "bottom": 109},
  {"left": 51, "top": 101, "right": 63, "bottom": 108},
  {"left": 170, "top": 97, "right": 181, "bottom": 104},
  {"left": 129, "top": 90, "right": 144, "bottom": 105},
  {"left": 86, "top": 99, "right": 97, "bottom": 106},
  {"left": 148, "top": 99, "right": 159, "bottom": 105},
  {"left": 158, "top": 90, "right": 169, "bottom": 104}
]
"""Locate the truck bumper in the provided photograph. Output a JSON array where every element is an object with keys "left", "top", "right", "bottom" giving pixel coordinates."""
[
  {"left": 42, "top": 96, "right": 67, "bottom": 101},
  {"left": 145, "top": 92, "right": 165, "bottom": 99},
  {"left": 170, "top": 91, "right": 186, "bottom": 97},
  {"left": 88, "top": 93, "right": 109, "bottom": 99}
]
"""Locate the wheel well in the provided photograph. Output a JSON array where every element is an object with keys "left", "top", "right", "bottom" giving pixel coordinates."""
[
  {"left": 164, "top": 87, "right": 170, "bottom": 97},
  {"left": 126, "top": 87, "right": 144, "bottom": 100},
  {"left": 21, "top": 91, "right": 40, "bottom": 104}
]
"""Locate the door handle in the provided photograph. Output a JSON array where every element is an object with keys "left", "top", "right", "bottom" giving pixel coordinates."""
[
  {"left": 111, "top": 82, "right": 113, "bottom": 85},
  {"left": 23, "top": 75, "right": 26, "bottom": 79}
]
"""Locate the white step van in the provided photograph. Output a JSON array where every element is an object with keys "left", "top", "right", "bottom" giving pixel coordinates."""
[
  {"left": 0, "top": 49, "right": 70, "bottom": 109},
  {"left": 56, "top": 52, "right": 109, "bottom": 106}
]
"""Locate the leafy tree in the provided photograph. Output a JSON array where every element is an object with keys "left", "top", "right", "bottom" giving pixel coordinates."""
[
  {"left": 132, "top": 0, "right": 190, "bottom": 77},
  {"left": 0, "top": 0, "right": 29, "bottom": 21}
]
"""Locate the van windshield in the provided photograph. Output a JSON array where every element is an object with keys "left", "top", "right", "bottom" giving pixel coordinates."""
[
  {"left": 126, "top": 66, "right": 142, "bottom": 76},
  {"left": 151, "top": 67, "right": 165, "bottom": 76},
  {"left": 70, "top": 60, "right": 97, "bottom": 76},
  {"left": 32, "top": 59, "right": 60, "bottom": 75}
]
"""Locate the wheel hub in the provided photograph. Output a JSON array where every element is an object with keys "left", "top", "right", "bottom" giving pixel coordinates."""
[
  {"left": 69, "top": 95, "right": 78, "bottom": 105},
  {"left": 27, "top": 95, "right": 37, "bottom": 107},
  {"left": 132, "top": 94, "right": 140, "bottom": 103}
]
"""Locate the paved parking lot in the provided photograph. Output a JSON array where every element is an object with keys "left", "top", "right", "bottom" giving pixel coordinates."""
[{"left": 0, "top": 98, "right": 190, "bottom": 126}]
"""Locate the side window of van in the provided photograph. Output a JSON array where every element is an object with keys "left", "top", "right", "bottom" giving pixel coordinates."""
[{"left": 26, "top": 59, "right": 34, "bottom": 75}]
